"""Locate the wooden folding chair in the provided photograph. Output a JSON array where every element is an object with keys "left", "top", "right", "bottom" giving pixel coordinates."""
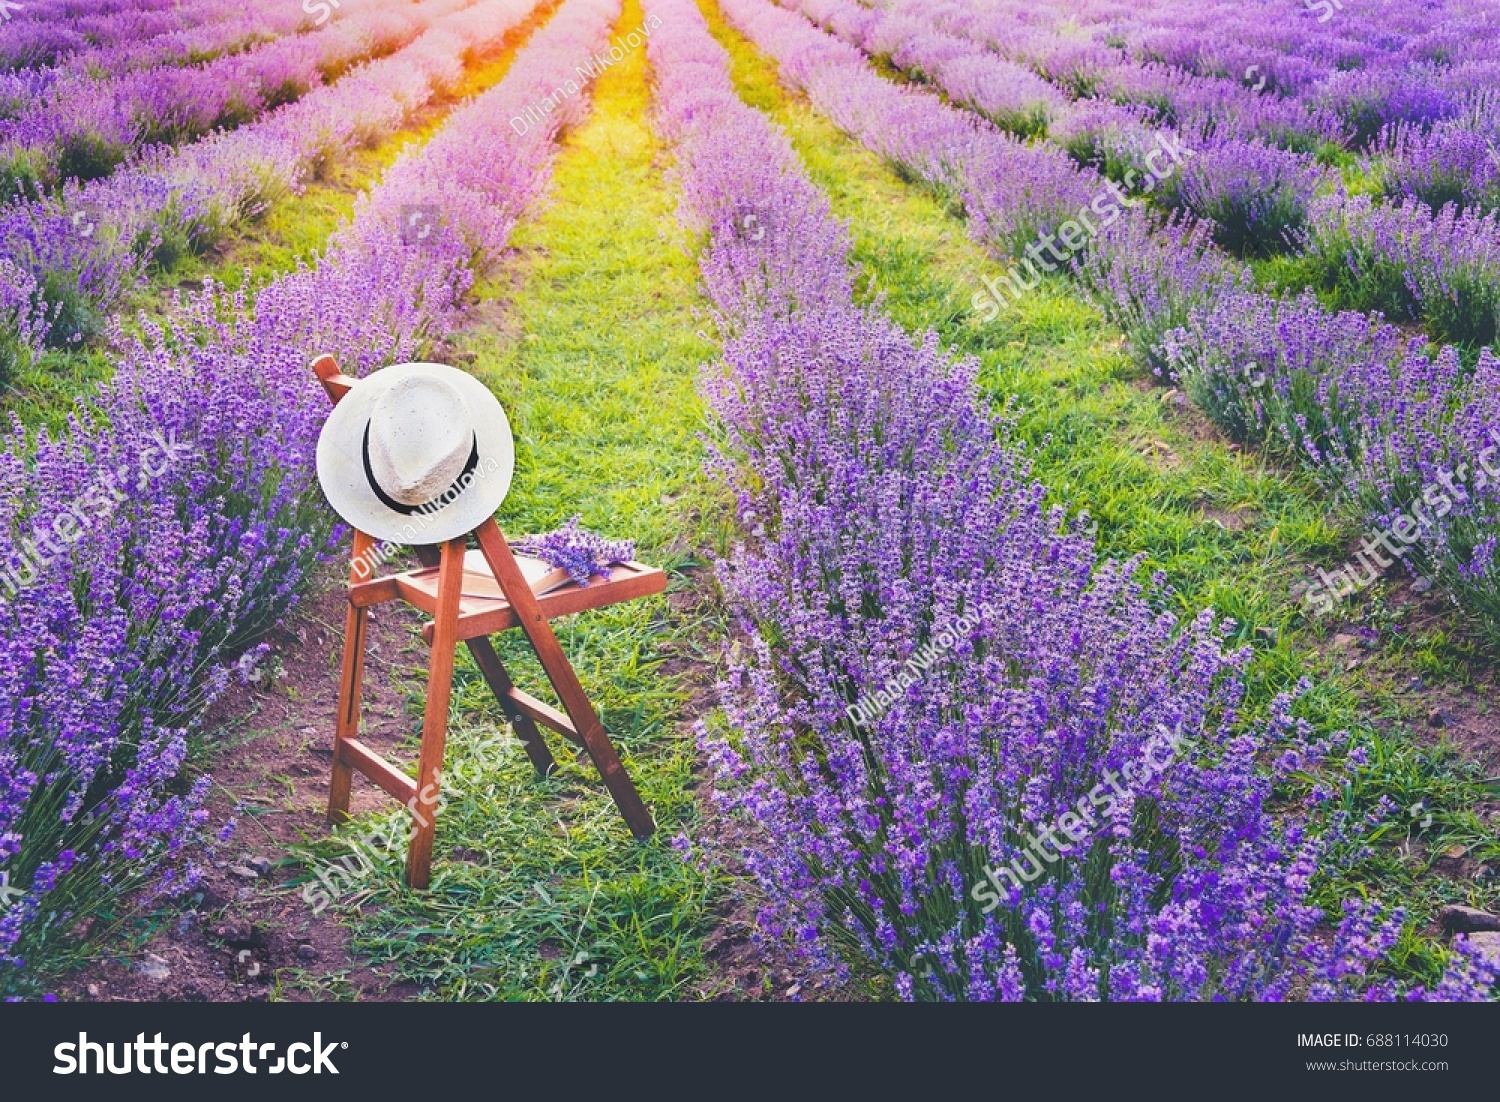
[{"left": 312, "top": 354, "right": 660, "bottom": 889}]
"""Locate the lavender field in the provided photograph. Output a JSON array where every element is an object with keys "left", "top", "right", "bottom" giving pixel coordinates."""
[{"left": 2, "top": 0, "right": 1500, "bottom": 1009}]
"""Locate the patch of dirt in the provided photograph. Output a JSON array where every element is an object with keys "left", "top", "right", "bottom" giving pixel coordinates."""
[
  {"left": 1315, "top": 572, "right": 1500, "bottom": 772},
  {"left": 1149, "top": 383, "right": 1228, "bottom": 449},
  {"left": 58, "top": 569, "right": 433, "bottom": 1003},
  {"left": 1198, "top": 505, "right": 1255, "bottom": 532},
  {"left": 1387, "top": 676, "right": 1500, "bottom": 775}
]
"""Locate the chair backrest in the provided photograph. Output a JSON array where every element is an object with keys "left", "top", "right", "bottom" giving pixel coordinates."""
[{"left": 312, "top": 353, "right": 356, "bottom": 407}]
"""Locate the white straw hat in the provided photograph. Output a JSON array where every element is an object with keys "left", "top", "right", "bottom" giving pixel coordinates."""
[{"left": 316, "top": 362, "right": 515, "bottom": 544}]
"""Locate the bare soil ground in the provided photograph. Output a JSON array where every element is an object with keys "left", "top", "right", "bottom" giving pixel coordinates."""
[{"left": 58, "top": 574, "right": 434, "bottom": 1002}]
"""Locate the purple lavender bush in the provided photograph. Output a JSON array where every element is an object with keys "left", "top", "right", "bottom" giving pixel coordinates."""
[
  {"left": 1296, "top": 192, "right": 1421, "bottom": 322},
  {"left": 0, "top": 0, "right": 257, "bottom": 72},
  {"left": 1379, "top": 116, "right": 1500, "bottom": 215},
  {"left": 737, "top": 0, "right": 1099, "bottom": 268},
  {"left": 1333, "top": 345, "right": 1500, "bottom": 648},
  {"left": 1048, "top": 101, "right": 1161, "bottom": 180},
  {"left": 0, "top": 193, "right": 150, "bottom": 347},
  {"left": 695, "top": 300, "right": 1377, "bottom": 999},
  {"left": 828, "top": 7, "right": 1065, "bottom": 141},
  {"left": 0, "top": 258, "right": 50, "bottom": 386},
  {"left": 0, "top": 414, "right": 235, "bottom": 989},
  {"left": 0, "top": 0, "right": 533, "bottom": 359},
  {"left": 926, "top": 52, "right": 1064, "bottom": 140},
  {"left": 1311, "top": 65, "right": 1460, "bottom": 151},
  {"left": 0, "top": 0, "right": 479, "bottom": 203},
  {"left": 1299, "top": 193, "right": 1500, "bottom": 347},
  {"left": 1172, "top": 139, "right": 1325, "bottom": 255},
  {"left": 1073, "top": 210, "right": 1252, "bottom": 374},
  {"left": 1161, "top": 289, "right": 1403, "bottom": 470}
]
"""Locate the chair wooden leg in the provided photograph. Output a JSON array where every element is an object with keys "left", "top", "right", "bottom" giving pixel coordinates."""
[
  {"left": 466, "top": 636, "right": 558, "bottom": 776},
  {"left": 406, "top": 537, "right": 467, "bottom": 890},
  {"left": 329, "top": 531, "right": 377, "bottom": 824},
  {"left": 571, "top": 710, "right": 656, "bottom": 841},
  {"left": 328, "top": 603, "right": 366, "bottom": 823},
  {"left": 474, "top": 520, "right": 656, "bottom": 841},
  {"left": 419, "top": 534, "right": 558, "bottom": 776}
]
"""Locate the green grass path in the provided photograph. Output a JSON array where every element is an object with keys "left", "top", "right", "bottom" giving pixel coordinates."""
[{"left": 295, "top": 0, "right": 732, "bottom": 1001}]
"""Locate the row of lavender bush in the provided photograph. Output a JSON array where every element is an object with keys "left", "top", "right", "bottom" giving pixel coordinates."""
[
  {"left": 0, "top": 0, "right": 227, "bottom": 126},
  {"left": 0, "top": 0, "right": 622, "bottom": 996},
  {"left": 0, "top": 0, "right": 259, "bottom": 72},
  {"left": 797, "top": 0, "right": 1500, "bottom": 348},
  {"left": 900, "top": 0, "right": 1500, "bottom": 155},
  {"left": 0, "top": 0, "right": 487, "bottom": 384},
  {"left": 646, "top": 0, "right": 1493, "bottom": 999},
  {"left": 947, "top": 4, "right": 1500, "bottom": 642},
  {"left": 0, "top": 0, "right": 451, "bottom": 202},
  {"left": 798, "top": 0, "right": 1500, "bottom": 347},
  {"left": 760, "top": 0, "right": 1500, "bottom": 655},
  {"left": 0, "top": 0, "right": 282, "bottom": 91}
]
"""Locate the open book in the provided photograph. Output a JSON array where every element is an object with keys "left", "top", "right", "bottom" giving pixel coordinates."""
[{"left": 458, "top": 549, "right": 576, "bottom": 600}]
